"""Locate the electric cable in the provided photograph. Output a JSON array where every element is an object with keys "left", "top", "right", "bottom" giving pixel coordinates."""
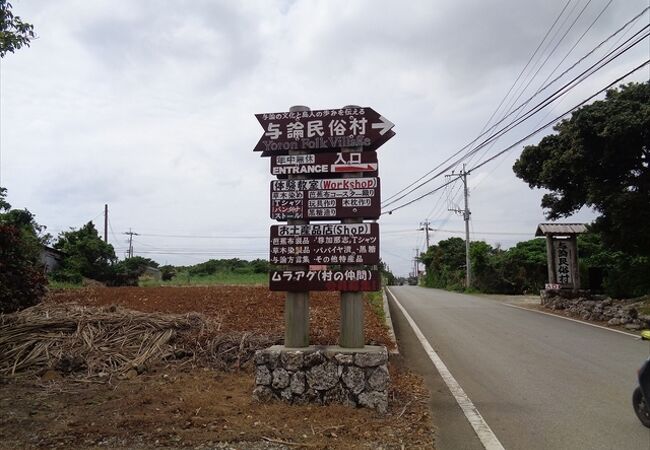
[
  {"left": 383, "top": 59, "right": 650, "bottom": 215},
  {"left": 381, "top": 29, "right": 649, "bottom": 210},
  {"left": 381, "top": 11, "right": 649, "bottom": 207},
  {"left": 465, "top": 0, "right": 614, "bottom": 171}
]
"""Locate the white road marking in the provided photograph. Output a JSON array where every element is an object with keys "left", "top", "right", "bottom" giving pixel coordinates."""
[
  {"left": 386, "top": 287, "right": 506, "bottom": 450},
  {"left": 503, "top": 303, "right": 640, "bottom": 338}
]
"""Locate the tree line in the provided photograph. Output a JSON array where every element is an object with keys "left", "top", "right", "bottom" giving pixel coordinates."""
[{"left": 419, "top": 233, "right": 649, "bottom": 298}]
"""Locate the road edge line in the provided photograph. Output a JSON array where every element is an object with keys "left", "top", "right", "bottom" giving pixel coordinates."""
[
  {"left": 386, "top": 287, "right": 505, "bottom": 450},
  {"left": 382, "top": 288, "right": 399, "bottom": 354},
  {"left": 503, "top": 303, "right": 639, "bottom": 338}
]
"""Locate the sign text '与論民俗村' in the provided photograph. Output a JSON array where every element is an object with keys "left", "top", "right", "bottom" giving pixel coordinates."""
[{"left": 254, "top": 107, "right": 394, "bottom": 154}]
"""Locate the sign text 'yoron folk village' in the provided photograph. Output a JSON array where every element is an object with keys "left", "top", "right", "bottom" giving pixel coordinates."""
[
  {"left": 254, "top": 107, "right": 394, "bottom": 153},
  {"left": 254, "top": 106, "right": 395, "bottom": 292}
]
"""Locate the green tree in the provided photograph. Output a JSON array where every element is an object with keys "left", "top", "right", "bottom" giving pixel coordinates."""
[
  {"left": 52, "top": 222, "right": 117, "bottom": 283},
  {"left": 577, "top": 232, "right": 649, "bottom": 298},
  {"left": 513, "top": 82, "right": 650, "bottom": 255},
  {"left": 378, "top": 259, "right": 396, "bottom": 286},
  {"left": 493, "top": 239, "right": 547, "bottom": 294},
  {"left": 470, "top": 241, "right": 501, "bottom": 292},
  {"left": 109, "top": 256, "right": 160, "bottom": 286},
  {"left": 159, "top": 264, "right": 176, "bottom": 281},
  {"left": 420, "top": 237, "right": 467, "bottom": 290},
  {"left": 0, "top": 0, "right": 35, "bottom": 57},
  {"left": 0, "top": 187, "right": 47, "bottom": 312}
]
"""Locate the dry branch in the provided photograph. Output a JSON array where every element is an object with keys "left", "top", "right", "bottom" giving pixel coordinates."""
[{"left": 0, "top": 303, "right": 280, "bottom": 380}]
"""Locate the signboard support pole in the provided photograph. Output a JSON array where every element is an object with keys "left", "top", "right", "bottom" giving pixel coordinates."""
[
  {"left": 340, "top": 290, "right": 364, "bottom": 348},
  {"left": 570, "top": 236, "right": 580, "bottom": 291},
  {"left": 545, "top": 235, "right": 556, "bottom": 285},
  {"left": 285, "top": 291, "right": 309, "bottom": 347},
  {"left": 340, "top": 108, "right": 365, "bottom": 348},
  {"left": 284, "top": 105, "right": 311, "bottom": 348}
]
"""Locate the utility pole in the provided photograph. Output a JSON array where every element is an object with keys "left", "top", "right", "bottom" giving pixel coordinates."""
[
  {"left": 419, "top": 219, "right": 433, "bottom": 249},
  {"left": 413, "top": 248, "right": 420, "bottom": 278},
  {"left": 104, "top": 204, "right": 108, "bottom": 243},
  {"left": 123, "top": 229, "right": 139, "bottom": 258},
  {"left": 446, "top": 164, "right": 472, "bottom": 288}
]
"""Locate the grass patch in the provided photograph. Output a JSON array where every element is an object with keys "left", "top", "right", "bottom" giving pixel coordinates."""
[
  {"left": 139, "top": 271, "right": 268, "bottom": 287},
  {"left": 47, "top": 280, "right": 84, "bottom": 290},
  {"left": 365, "top": 290, "right": 386, "bottom": 322}
]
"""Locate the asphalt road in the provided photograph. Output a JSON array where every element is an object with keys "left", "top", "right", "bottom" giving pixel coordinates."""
[{"left": 387, "top": 286, "right": 650, "bottom": 450}]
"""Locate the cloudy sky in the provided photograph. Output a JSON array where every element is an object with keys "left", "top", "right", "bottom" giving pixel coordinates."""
[{"left": 1, "top": 0, "right": 648, "bottom": 276}]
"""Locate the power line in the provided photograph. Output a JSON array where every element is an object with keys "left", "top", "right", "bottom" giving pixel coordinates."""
[
  {"left": 130, "top": 250, "right": 268, "bottom": 256},
  {"left": 136, "top": 232, "right": 267, "bottom": 239},
  {"left": 382, "top": 29, "right": 649, "bottom": 210},
  {"left": 381, "top": 13, "right": 649, "bottom": 208},
  {"left": 468, "top": 58, "right": 650, "bottom": 173},
  {"left": 488, "top": 8, "right": 648, "bottom": 135},
  {"left": 476, "top": 0, "right": 575, "bottom": 138},
  {"left": 382, "top": 1, "right": 575, "bottom": 208},
  {"left": 497, "top": 0, "right": 594, "bottom": 126},
  {"left": 383, "top": 59, "right": 650, "bottom": 215},
  {"left": 465, "top": 0, "right": 613, "bottom": 171},
  {"left": 471, "top": 9, "right": 648, "bottom": 183}
]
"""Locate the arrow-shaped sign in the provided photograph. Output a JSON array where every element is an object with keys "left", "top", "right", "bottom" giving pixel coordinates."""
[
  {"left": 371, "top": 116, "right": 394, "bottom": 136},
  {"left": 254, "top": 107, "right": 395, "bottom": 155}
]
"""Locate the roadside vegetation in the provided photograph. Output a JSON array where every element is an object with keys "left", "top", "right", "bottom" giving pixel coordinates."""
[
  {"left": 140, "top": 268, "right": 268, "bottom": 287},
  {"left": 0, "top": 187, "right": 48, "bottom": 313},
  {"left": 420, "top": 233, "right": 649, "bottom": 298},
  {"left": 366, "top": 291, "right": 386, "bottom": 322}
]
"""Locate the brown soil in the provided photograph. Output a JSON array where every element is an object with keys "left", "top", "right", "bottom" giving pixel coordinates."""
[
  {"left": 45, "top": 286, "right": 394, "bottom": 349},
  {"left": 0, "top": 286, "right": 432, "bottom": 449}
]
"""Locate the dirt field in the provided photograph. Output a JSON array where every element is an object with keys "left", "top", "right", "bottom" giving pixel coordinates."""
[
  {"left": 0, "top": 286, "right": 433, "bottom": 449},
  {"left": 45, "top": 286, "right": 394, "bottom": 349}
]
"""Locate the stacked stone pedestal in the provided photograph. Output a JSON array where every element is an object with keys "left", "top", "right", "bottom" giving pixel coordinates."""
[{"left": 253, "top": 345, "right": 389, "bottom": 413}]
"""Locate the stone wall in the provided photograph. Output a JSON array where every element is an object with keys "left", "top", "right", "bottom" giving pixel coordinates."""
[
  {"left": 253, "top": 345, "right": 389, "bottom": 413},
  {"left": 542, "top": 291, "right": 650, "bottom": 331}
]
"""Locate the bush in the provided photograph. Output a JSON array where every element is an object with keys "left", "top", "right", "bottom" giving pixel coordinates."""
[
  {"left": 0, "top": 224, "right": 47, "bottom": 313},
  {"left": 160, "top": 265, "right": 176, "bottom": 281},
  {"left": 109, "top": 257, "right": 149, "bottom": 286},
  {"left": 52, "top": 222, "right": 116, "bottom": 283}
]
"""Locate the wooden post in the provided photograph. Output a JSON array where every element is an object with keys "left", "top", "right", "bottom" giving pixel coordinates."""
[
  {"left": 545, "top": 235, "right": 555, "bottom": 284},
  {"left": 285, "top": 291, "right": 309, "bottom": 347},
  {"left": 339, "top": 105, "right": 364, "bottom": 348},
  {"left": 570, "top": 235, "right": 580, "bottom": 291},
  {"left": 284, "top": 105, "right": 310, "bottom": 348}
]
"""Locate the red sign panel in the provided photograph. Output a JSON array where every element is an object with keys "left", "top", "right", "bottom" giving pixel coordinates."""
[
  {"left": 270, "top": 223, "right": 379, "bottom": 265},
  {"left": 269, "top": 269, "right": 381, "bottom": 292},
  {"left": 254, "top": 107, "right": 394, "bottom": 154},
  {"left": 270, "top": 177, "right": 381, "bottom": 221},
  {"left": 270, "top": 151, "right": 378, "bottom": 177}
]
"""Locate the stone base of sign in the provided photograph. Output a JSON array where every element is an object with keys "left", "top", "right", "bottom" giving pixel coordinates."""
[{"left": 253, "top": 345, "right": 389, "bottom": 413}]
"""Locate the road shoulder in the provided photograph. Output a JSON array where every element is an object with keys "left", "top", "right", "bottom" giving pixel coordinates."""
[{"left": 385, "top": 288, "right": 485, "bottom": 450}]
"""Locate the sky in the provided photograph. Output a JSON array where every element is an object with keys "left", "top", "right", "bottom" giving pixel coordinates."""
[{"left": 1, "top": 0, "right": 648, "bottom": 276}]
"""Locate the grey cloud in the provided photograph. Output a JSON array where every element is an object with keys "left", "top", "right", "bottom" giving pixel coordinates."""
[{"left": 76, "top": 1, "right": 264, "bottom": 90}]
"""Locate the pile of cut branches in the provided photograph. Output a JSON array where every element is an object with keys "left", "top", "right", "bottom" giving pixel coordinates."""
[{"left": 0, "top": 303, "right": 280, "bottom": 379}]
